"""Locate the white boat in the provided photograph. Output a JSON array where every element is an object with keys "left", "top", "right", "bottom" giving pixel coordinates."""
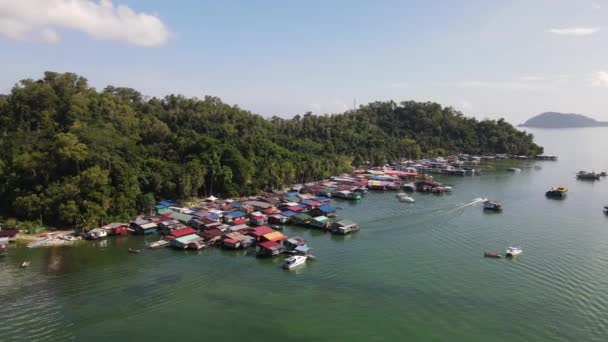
[
  {"left": 396, "top": 192, "right": 415, "bottom": 202},
  {"left": 506, "top": 167, "right": 521, "bottom": 172},
  {"left": 444, "top": 186, "right": 453, "bottom": 192},
  {"left": 283, "top": 255, "right": 307, "bottom": 269},
  {"left": 505, "top": 246, "right": 522, "bottom": 257},
  {"left": 148, "top": 240, "right": 169, "bottom": 249}
]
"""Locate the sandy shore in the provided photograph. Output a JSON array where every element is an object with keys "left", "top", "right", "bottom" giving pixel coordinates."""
[{"left": 16, "top": 231, "right": 81, "bottom": 247}]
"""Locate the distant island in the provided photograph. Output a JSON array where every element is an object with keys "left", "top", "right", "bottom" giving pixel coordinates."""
[{"left": 520, "top": 112, "right": 608, "bottom": 128}]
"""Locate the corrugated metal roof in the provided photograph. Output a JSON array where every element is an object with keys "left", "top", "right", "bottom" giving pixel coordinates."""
[
  {"left": 169, "top": 227, "right": 197, "bottom": 238},
  {"left": 169, "top": 212, "right": 193, "bottom": 223},
  {"left": 319, "top": 205, "right": 336, "bottom": 213},
  {"left": 251, "top": 226, "right": 275, "bottom": 236},
  {"left": 174, "top": 234, "right": 200, "bottom": 243},
  {"left": 227, "top": 211, "right": 246, "bottom": 218},
  {"left": 262, "top": 231, "right": 286, "bottom": 242},
  {"left": 259, "top": 241, "right": 280, "bottom": 249},
  {"left": 293, "top": 213, "right": 312, "bottom": 220},
  {"left": 281, "top": 211, "right": 297, "bottom": 217}
]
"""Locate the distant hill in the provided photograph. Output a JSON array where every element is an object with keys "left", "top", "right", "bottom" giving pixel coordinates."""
[{"left": 520, "top": 112, "right": 608, "bottom": 128}]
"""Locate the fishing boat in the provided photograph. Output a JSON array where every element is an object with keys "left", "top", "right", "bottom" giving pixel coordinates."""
[
  {"left": 546, "top": 186, "right": 568, "bottom": 198},
  {"left": 506, "top": 167, "right": 521, "bottom": 172},
  {"left": 282, "top": 255, "right": 307, "bottom": 269},
  {"left": 147, "top": 240, "right": 169, "bottom": 249},
  {"left": 577, "top": 171, "right": 601, "bottom": 180},
  {"left": 270, "top": 224, "right": 283, "bottom": 231},
  {"left": 20, "top": 261, "right": 30, "bottom": 267},
  {"left": 483, "top": 200, "right": 502, "bottom": 211},
  {"left": 505, "top": 246, "right": 522, "bottom": 257},
  {"left": 128, "top": 248, "right": 142, "bottom": 254},
  {"left": 484, "top": 252, "right": 501, "bottom": 258},
  {"left": 604, "top": 205, "right": 608, "bottom": 214},
  {"left": 601, "top": 172, "right": 607, "bottom": 177}
]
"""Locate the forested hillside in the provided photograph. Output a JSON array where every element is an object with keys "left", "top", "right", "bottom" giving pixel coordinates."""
[{"left": 0, "top": 72, "right": 542, "bottom": 229}]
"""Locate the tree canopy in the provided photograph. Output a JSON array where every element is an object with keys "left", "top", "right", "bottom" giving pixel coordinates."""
[{"left": 0, "top": 72, "right": 542, "bottom": 229}]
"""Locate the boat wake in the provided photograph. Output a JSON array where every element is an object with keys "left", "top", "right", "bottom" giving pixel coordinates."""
[{"left": 446, "top": 197, "right": 486, "bottom": 213}]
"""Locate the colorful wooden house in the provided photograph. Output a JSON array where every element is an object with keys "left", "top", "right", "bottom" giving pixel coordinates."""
[
  {"left": 310, "top": 216, "right": 331, "bottom": 229},
  {"left": 130, "top": 219, "right": 158, "bottom": 235},
  {"left": 256, "top": 241, "right": 285, "bottom": 257}
]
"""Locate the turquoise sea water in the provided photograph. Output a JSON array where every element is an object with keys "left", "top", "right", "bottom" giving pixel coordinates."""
[{"left": 1, "top": 127, "right": 608, "bottom": 341}]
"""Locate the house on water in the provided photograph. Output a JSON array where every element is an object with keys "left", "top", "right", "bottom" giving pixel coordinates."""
[
  {"left": 101, "top": 223, "right": 129, "bottom": 235},
  {"left": 130, "top": 219, "right": 159, "bottom": 235},
  {"left": 332, "top": 220, "right": 359, "bottom": 234},
  {"left": 310, "top": 205, "right": 337, "bottom": 218},
  {"left": 283, "top": 236, "right": 307, "bottom": 251},
  {"left": 170, "top": 234, "right": 202, "bottom": 249},
  {"left": 310, "top": 216, "right": 331, "bottom": 229},
  {"left": 256, "top": 241, "right": 285, "bottom": 257}
]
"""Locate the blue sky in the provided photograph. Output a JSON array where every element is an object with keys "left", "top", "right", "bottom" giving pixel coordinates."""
[{"left": 1, "top": 0, "right": 607, "bottom": 123}]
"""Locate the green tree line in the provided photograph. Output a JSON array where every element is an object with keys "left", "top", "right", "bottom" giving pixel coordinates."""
[{"left": 0, "top": 72, "right": 542, "bottom": 229}]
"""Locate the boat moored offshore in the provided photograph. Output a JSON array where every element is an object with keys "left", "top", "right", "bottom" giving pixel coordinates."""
[
  {"left": 397, "top": 193, "right": 415, "bottom": 203},
  {"left": 505, "top": 246, "right": 522, "bottom": 257},
  {"left": 546, "top": 186, "right": 568, "bottom": 198},
  {"left": 577, "top": 171, "right": 601, "bottom": 180},
  {"left": 283, "top": 255, "right": 307, "bottom": 269},
  {"left": 483, "top": 200, "right": 502, "bottom": 211}
]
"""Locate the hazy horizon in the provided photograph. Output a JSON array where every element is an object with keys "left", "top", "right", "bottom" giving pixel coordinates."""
[{"left": 1, "top": 0, "right": 608, "bottom": 123}]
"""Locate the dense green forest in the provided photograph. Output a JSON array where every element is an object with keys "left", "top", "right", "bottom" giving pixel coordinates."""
[{"left": 0, "top": 72, "right": 542, "bottom": 229}]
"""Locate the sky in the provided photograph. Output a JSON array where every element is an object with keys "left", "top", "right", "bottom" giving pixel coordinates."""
[{"left": 1, "top": 0, "right": 607, "bottom": 124}]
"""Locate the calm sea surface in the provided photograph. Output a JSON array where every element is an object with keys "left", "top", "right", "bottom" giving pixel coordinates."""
[{"left": 1, "top": 128, "right": 608, "bottom": 341}]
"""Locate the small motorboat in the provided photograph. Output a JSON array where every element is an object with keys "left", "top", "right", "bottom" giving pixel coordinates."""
[
  {"left": 601, "top": 172, "right": 607, "bottom": 177},
  {"left": 396, "top": 192, "right": 415, "bottom": 202},
  {"left": 577, "top": 171, "right": 600, "bottom": 180},
  {"left": 483, "top": 200, "right": 502, "bottom": 211},
  {"left": 20, "top": 261, "right": 30, "bottom": 268},
  {"left": 484, "top": 252, "right": 501, "bottom": 258},
  {"left": 505, "top": 246, "right": 522, "bottom": 257},
  {"left": 506, "top": 167, "right": 521, "bottom": 172},
  {"left": 443, "top": 186, "right": 453, "bottom": 192},
  {"left": 546, "top": 186, "right": 568, "bottom": 198},
  {"left": 128, "top": 248, "right": 142, "bottom": 254},
  {"left": 604, "top": 205, "right": 608, "bottom": 214},
  {"left": 283, "top": 255, "right": 307, "bottom": 269}
]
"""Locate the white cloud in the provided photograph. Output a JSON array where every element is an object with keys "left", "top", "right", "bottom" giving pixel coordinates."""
[
  {"left": 547, "top": 27, "right": 600, "bottom": 36},
  {"left": 390, "top": 82, "right": 412, "bottom": 89},
  {"left": 456, "top": 80, "right": 549, "bottom": 91},
  {"left": 592, "top": 71, "right": 608, "bottom": 87},
  {"left": 592, "top": 2, "right": 601, "bottom": 10},
  {"left": 519, "top": 75, "right": 544, "bottom": 81},
  {"left": 0, "top": 0, "right": 170, "bottom": 46}
]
